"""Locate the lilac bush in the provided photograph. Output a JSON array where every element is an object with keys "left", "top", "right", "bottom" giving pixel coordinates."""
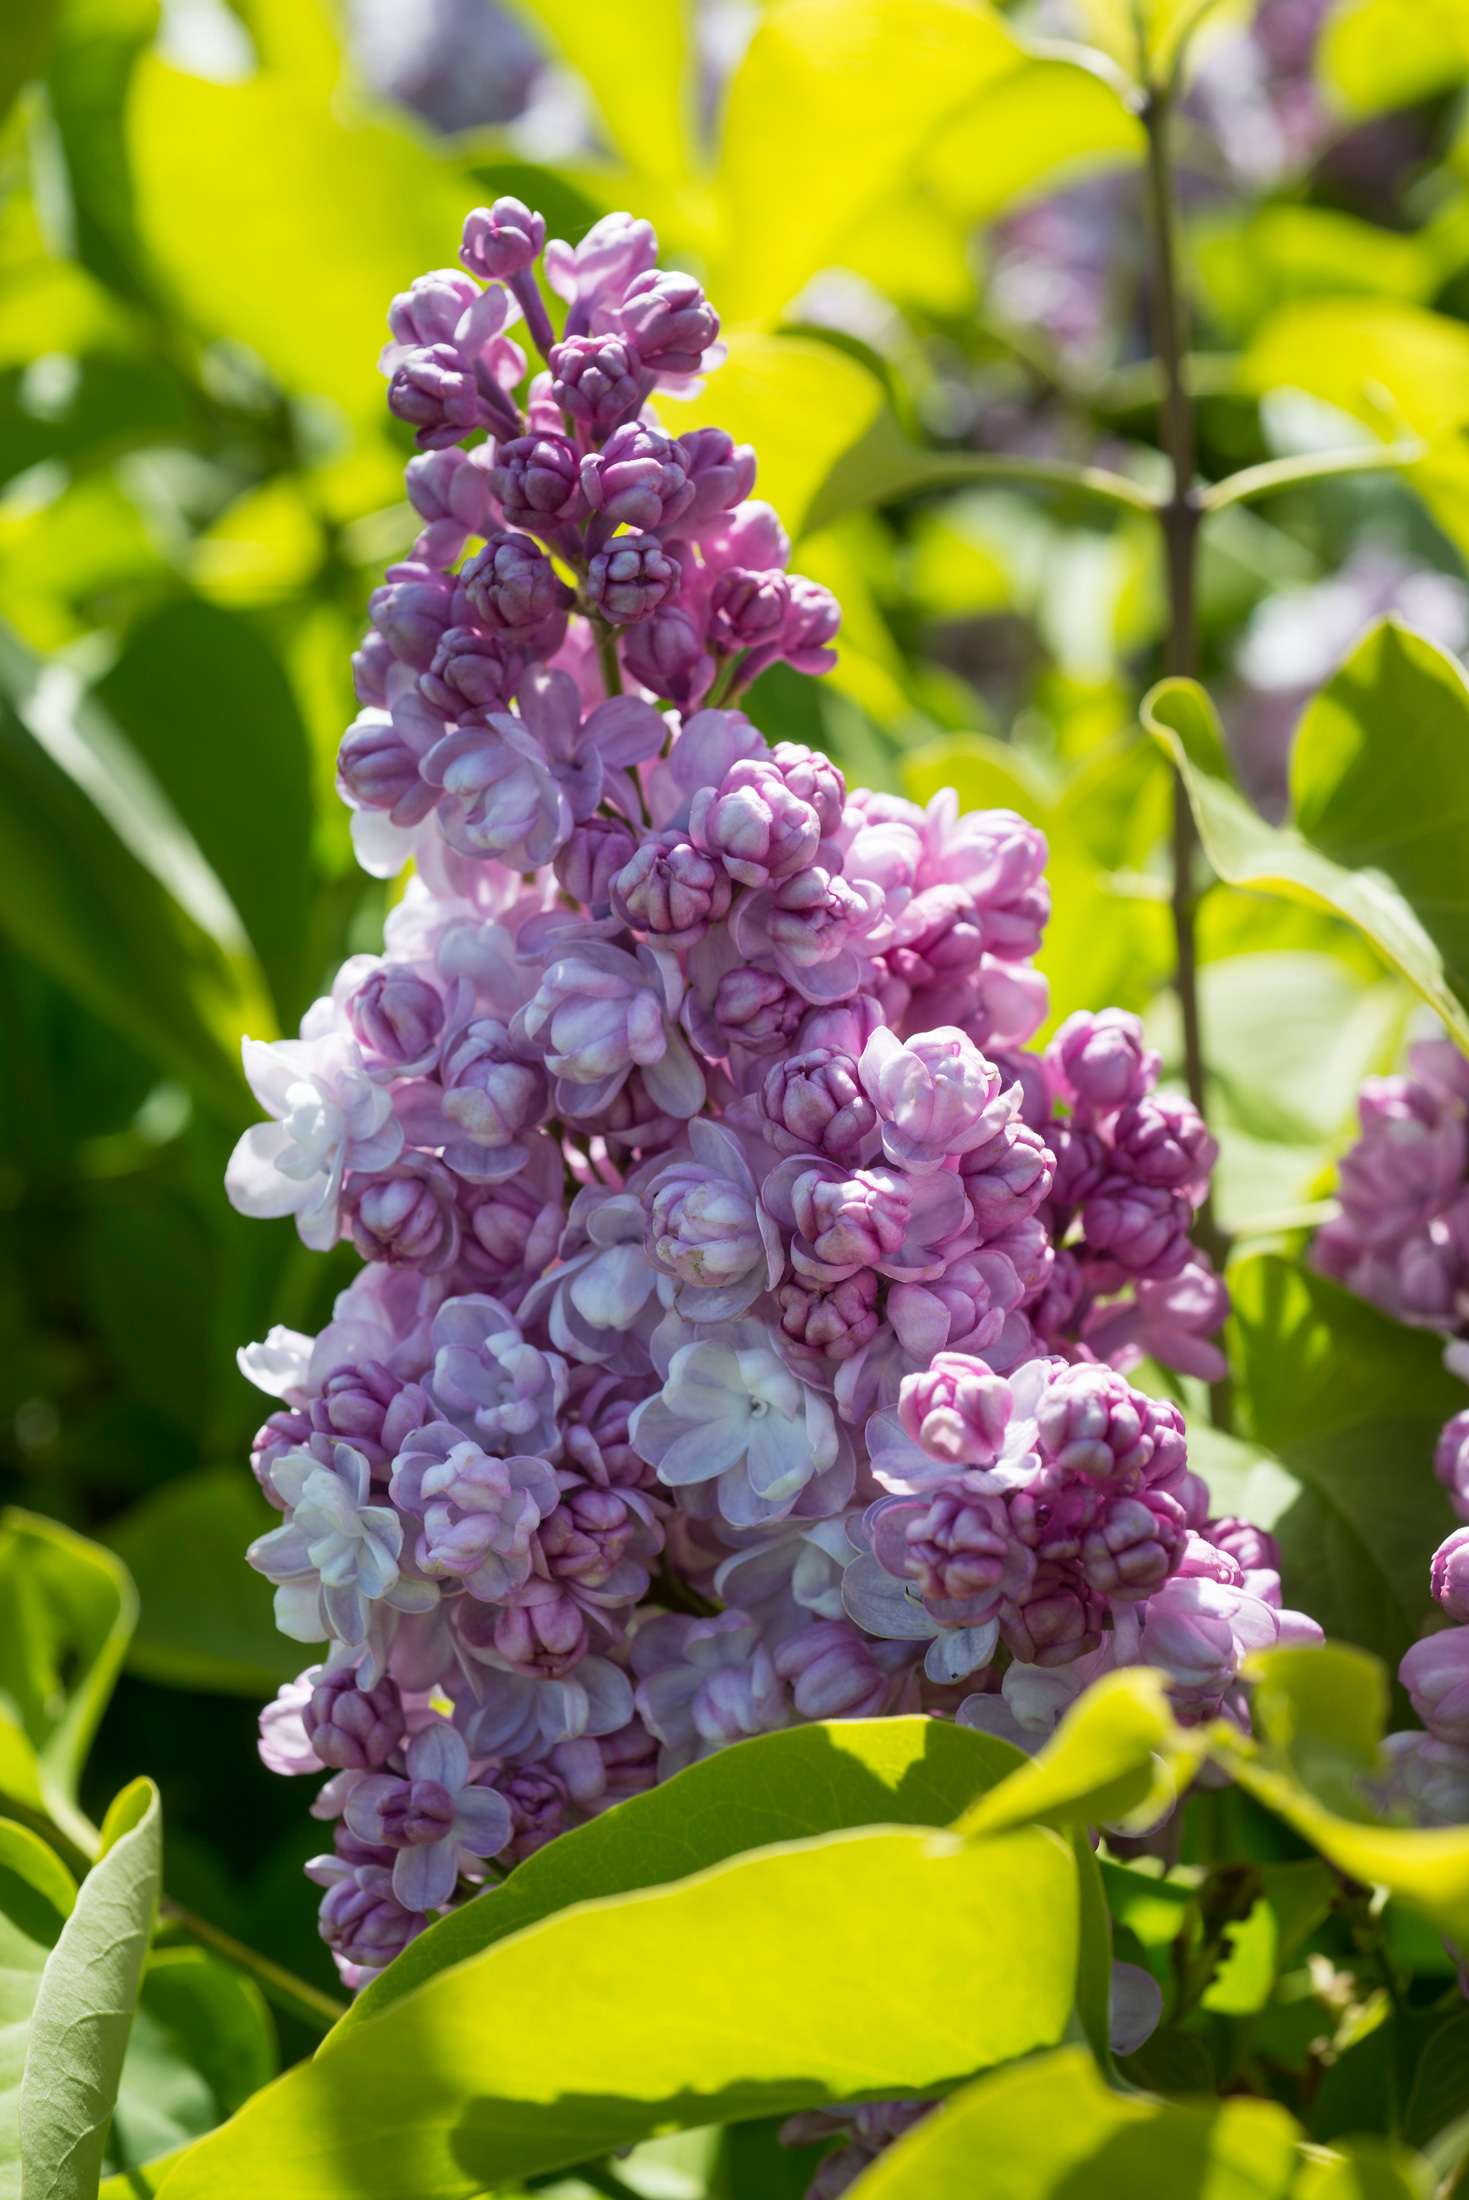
[{"left": 229, "top": 197, "right": 1289, "bottom": 1991}]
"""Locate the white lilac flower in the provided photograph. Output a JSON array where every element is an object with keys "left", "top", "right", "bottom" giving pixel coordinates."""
[
  {"left": 629, "top": 1316, "right": 852, "bottom": 1528},
  {"left": 247, "top": 1439, "right": 439, "bottom": 1648},
  {"left": 226, "top": 1032, "right": 404, "bottom": 1251}
]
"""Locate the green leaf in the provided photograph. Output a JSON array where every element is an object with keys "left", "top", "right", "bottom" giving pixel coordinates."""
[
  {"left": 128, "top": 19, "right": 470, "bottom": 432},
  {"left": 1294, "top": 2139, "right": 1433, "bottom": 2200},
  {"left": 957, "top": 1669, "right": 1205, "bottom": 1840},
  {"left": 507, "top": 0, "right": 692, "bottom": 195},
  {"left": 1319, "top": 0, "right": 1469, "bottom": 116},
  {"left": 0, "top": 0, "right": 61, "bottom": 134},
  {"left": 1291, "top": 621, "right": 1469, "bottom": 1012},
  {"left": 19, "top": 1777, "right": 161, "bottom": 2200},
  {"left": 920, "top": 54, "right": 1142, "bottom": 224},
  {"left": 1214, "top": 1647, "right": 1469, "bottom": 1948},
  {"left": 840, "top": 2042, "right": 1303, "bottom": 2198},
  {"left": 156, "top": 1823, "right": 1078, "bottom": 2198},
  {"left": 95, "top": 602, "right": 315, "bottom": 1031},
  {"left": 111, "top": 1948, "right": 277, "bottom": 2173},
  {"left": 0, "top": 697, "right": 256, "bottom": 1122},
  {"left": 346, "top": 1715, "right": 1024, "bottom": 2029},
  {"left": 1143, "top": 669, "right": 1469, "bottom": 1050},
  {"left": 0, "top": 1509, "right": 137, "bottom": 1849},
  {"left": 105, "top": 1468, "right": 305, "bottom": 1698},
  {"left": 715, "top": 0, "right": 1025, "bottom": 323},
  {"left": 0, "top": 1824, "right": 75, "bottom": 2193},
  {"left": 1404, "top": 2007, "right": 1469, "bottom": 2149},
  {"left": 654, "top": 333, "right": 885, "bottom": 545},
  {"left": 1227, "top": 1254, "right": 1461, "bottom": 1674}
]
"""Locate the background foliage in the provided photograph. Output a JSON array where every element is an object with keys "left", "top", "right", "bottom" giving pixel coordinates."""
[{"left": 13, "top": 0, "right": 1469, "bottom": 2188}]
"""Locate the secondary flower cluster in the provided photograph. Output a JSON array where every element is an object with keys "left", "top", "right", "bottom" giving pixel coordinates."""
[
  {"left": 1381, "top": 1527, "right": 1469, "bottom": 1831},
  {"left": 1314, "top": 1038, "right": 1469, "bottom": 1335},
  {"left": 230, "top": 196, "right": 1245, "bottom": 1992}
]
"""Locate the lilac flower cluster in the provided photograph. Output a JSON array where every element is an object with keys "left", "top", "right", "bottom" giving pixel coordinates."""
[
  {"left": 1379, "top": 1529, "right": 1469, "bottom": 1832},
  {"left": 229, "top": 197, "right": 1242, "bottom": 1991},
  {"left": 1314, "top": 1039, "right": 1469, "bottom": 1336}
]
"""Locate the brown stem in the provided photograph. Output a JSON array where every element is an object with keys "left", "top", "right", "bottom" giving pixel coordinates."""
[{"left": 1143, "top": 86, "right": 1231, "bottom": 1418}]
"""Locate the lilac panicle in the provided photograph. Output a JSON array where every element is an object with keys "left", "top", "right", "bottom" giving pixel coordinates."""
[{"left": 232, "top": 188, "right": 1245, "bottom": 1985}]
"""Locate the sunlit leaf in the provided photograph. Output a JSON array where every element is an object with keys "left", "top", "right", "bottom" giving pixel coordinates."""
[
  {"left": 19, "top": 1778, "right": 161, "bottom": 2200},
  {"left": 1143, "top": 668, "right": 1469, "bottom": 1050},
  {"left": 0, "top": 1508, "right": 137, "bottom": 1850},
  {"left": 1319, "top": 0, "right": 1469, "bottom": 116},
  {"left": 715, "top": 0, "right": 1024, "bottom": 323},
  {"left": 958, "top": 1668, "right": 1205, "bottom": 1840},
  {"left": 347, "top": 1715, "right": 1023, "bottom": 2028},
  {"left": 1215, "top": 1647, "right": 1469, "bottom": 1949},
  {"left": 156, "top": 1823, "right": 1077, "bottom": 2197},
  {"left": 506, "top": 0, "right": 692, "bottom": 197},
  {"left": 111, "top": 1947, "right": 278, "bottom": 2172},
  {"left": 921, "top": 55, "right": 1142, "bottom": 224},
  {"left": 129, "top": 29, "right": 469, "bottom": 430},
  {"left": 844, "top": 2042, "right": 1303, "bottom": 2198}
]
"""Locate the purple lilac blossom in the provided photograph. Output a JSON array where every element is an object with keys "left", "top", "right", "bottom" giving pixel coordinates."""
[{"left": 227, "top": 190, "right": 1260, "bottom": 1979}]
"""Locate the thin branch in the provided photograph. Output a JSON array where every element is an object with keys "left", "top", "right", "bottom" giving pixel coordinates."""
[
  {"left": 909, "top": 450, "right": 1162, "bottom": 515},
  {"left": 158, "top": 1896, "right": 348, "bottom": 2031},
  {"left": 1200, "top": 440, "right": 1427, "bottom": 512}
]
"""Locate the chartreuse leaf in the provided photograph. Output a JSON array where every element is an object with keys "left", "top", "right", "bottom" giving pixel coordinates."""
[
  {"left": 156, "top": 1823, "right": 1077, "bottom": 2198},
  {"left": 1214, "top": 1647, "right": 1469, "bottom": 1948},
  {"left": 1142, "top": 663, "right": 1469, "bottom": 1051},
  {"left": 957, "top": 1670, "right": 1207, "bottom": 1841},
  {"left": 920, "top": 54, "right": 1142, "bottom": 224},
  {"left": 0, "top": 1823, "right": 76, "bottom": 2190},
  {"left": 128, "top": 21, "right": 469, "bottom": 432},
  {"left": 105, "top": 1469, "right": 304, "bottom": 1698},
  {"left": 1227, "top": 1255, "right": 1461, "bottom": 1674},
  {"left": 715, "top": 0, "right": 1025, "bottom": 323},
  {"left": 0, "top": 1509, "right": 137, "bottom": 1853},
  {"left": 1320, "top": 0, "right": 1469, "bottom": 119},
  {"left": 843, "top": 2042, "right": 1304, "bottom": 2199},
  {"left": 347, "top": 1716, "right": 1024, "bottom": 2029},
  {"left": 509, "top": 0, "right": 692, "bottom": 196},
  {"left": 19, "top": 1778, "right": 161, "bottom": 2200}
]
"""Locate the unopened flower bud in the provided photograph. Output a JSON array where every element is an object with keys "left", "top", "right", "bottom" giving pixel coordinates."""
[
  {"left": 547, "top": 333, "right": 644, "bottom": 427},
  {"left": 586, "top": 533, "right": 680, "bottom": 624},
  {"left": 461, "top": 531, "right": 573, "bottom": 633},
  {"left": 611, "top": 831, "right": 732, "bottom": 950},
  {"left": 899, "top": 1354, "right": 1012, "bottom": 1467},
  {"left": 775, "top": 1270, "right": 880, "bottom": 1363},
  {"left": 612, "top": 268, "right": 720, "bottom": 373},
  {"left": 772, "top": 1620, "right": 902, "bottom": 1719},
  {"left": 1432, "top": 1528, "right": 1469, "bottom": 1623},
  {"left": 760, "top": 1047, "right": 876, "bottom": 1162},
  {"left": 708, "top": 567, "right": 790, "bottom": 655},
  {"left": 491, "top": 433, "right": 585, "bottom": 534},
  {"left": 708, "top": 966, "right": 805, "bottom": 1057},
  {"left": 1401, "top": 1628, "right": 1469, "bottom": 1746},
  {"left": 672, "top": 427, "right": 757, "bottom": 530},
  {"left": 1047, "top": 1008, "right": 1158, "bottom": 1116},
  {"left": 581, "top": 423, "right": 695, "bottom": 537},
  {"left": 1082, "top": 1177, "right": 1193, "bottom": 1277},
  {"left": 555, "top": 813, "right": 639, "bottom": 914},
  {"left": 303, "top": 1670, "right": 406, "bottom": 1771},
  {"left": 346, "top": 968, "right": 444, "bottom": 1078},
  {"left": 690, "top": 756, "right": 822, "bottom": 889},
  {"left": 460, "top": 197, "right": 545, "bottom": 282}
]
